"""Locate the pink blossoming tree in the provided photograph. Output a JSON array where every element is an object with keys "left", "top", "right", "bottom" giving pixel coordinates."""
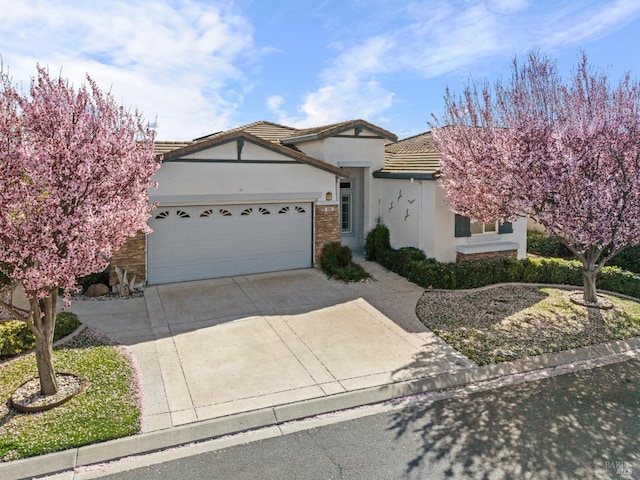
[
  {"left": 432, "top": 52, "right": 640, "bottom": 305},
  {"left": 0, "top": 66, "right": 160, "bottom": 395}
]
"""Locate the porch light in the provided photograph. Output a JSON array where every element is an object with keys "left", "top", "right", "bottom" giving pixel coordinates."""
[{"left": 326, "top": 192, "right": 333, "bottom": 201}]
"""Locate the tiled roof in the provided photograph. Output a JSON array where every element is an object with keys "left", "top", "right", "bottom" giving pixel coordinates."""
[
  {"left": 159, "top": 128, "right": 346, "bottom": 177},
  {"left": 285, "top": 119, "right": 397, "bottom": 142},
  {"left": 155, "top": 119, "right": 398, "bottom": 157},
  {"left": 194, "top": 121, "right": 298, "bottom": 143},
  {"left": 384, "top": 131, "right": 437, "bottom": 153},
  {"left": 293, "top": 120, "right": 355, "bottom": 136},
  {"left": 377, "top": 131, "right": 441, "bottom": 177},
  {"left": 243, "top": 121, "right": 299, "bottom": 141},
  {"left": 154, "top": 141, "right": 194, "bottom": 155}
]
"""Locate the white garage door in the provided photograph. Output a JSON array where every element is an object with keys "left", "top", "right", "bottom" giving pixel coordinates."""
[{"left": 147, "top": 203, "right": 313, "bottom": 284}]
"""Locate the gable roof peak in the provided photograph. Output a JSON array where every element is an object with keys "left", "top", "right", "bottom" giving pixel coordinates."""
[{"left": 282, "top": 119, "right": 397, "bottom": 143}]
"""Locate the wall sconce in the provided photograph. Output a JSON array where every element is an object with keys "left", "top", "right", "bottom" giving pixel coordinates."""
[{"left": 325, "top": 192, "right": 333, "bottom": 201}]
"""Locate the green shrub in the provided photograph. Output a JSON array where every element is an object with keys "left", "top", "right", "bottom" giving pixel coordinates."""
[
  {"left": 373, "top": 240, "right": 640, "bottom": 298},
  {"left": 526, "top": 231, "right": 573, "bottom": 259},
  {"left": 608, "top": 245, "right": 640, "bottom": 274},
  {"left": 0, "top": 311, "right": 80, "bottom": 357},
  {"left": 527, "top": 231, "right": 640, "bottom": 275},
  {"left": 55, "top": 311, "right": 81, "bottom": 339},
  {"left": 365, "top": 222, "right": 391, "bottom": 261},
  {"left": 320, "top": 242, "right": 352, "bottom": 273},
  {"left": 319, "top": 243, "right": 369, "bottom": 282},
  {"left": 0, "top": 321, "right": 35, "bottom": 357},
  {"left": 330, "top": 262, "right": 370, "bottom": 282}
]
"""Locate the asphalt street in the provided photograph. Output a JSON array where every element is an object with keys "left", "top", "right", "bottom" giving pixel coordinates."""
[{"left": 96, "top": 357, "right": 640, "bottom": 480}]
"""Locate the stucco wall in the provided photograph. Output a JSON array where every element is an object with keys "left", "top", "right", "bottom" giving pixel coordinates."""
[
  {"left": 377, "top": 178, "right": 528, "bottom": 262},
  {"left": 295, "top": 139, "right": 325, "bottom": 162},
  {"left": 436, "top": 185, "right": 528, "bottom": 262},
  {"left": 323, "top": 136, "right": 386, "bottom": 169},
  {"left": 295, "top": 133, "right": 387, "bottom": 171},
  {"left": 377, "top": 178, "right": 425, "bottom": 251},
  {"left": 151, "top": 159, "right": 336, "bottom": 204}
]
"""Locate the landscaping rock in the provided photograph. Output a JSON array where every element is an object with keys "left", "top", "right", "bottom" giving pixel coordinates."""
[{"left": 85, "top": 283, "right": 110, "bottom": 297}]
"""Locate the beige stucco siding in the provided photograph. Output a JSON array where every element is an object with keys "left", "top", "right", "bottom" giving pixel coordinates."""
[
  {"left": 377, "top": 178, "right": 429, "bottom": 253},
  {"left": 323, "top": 137, "right": 386, "bottom": 169},
  {"left": 377, "top": 178, "right": 527, "bottom": 262},
  {"left": 151, "top": 161, "right": 337, "bottom": 204}
]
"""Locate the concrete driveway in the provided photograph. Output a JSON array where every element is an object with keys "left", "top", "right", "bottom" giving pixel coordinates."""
[{"left": 70, "top": 261, "right": 473, "bottom": 432}]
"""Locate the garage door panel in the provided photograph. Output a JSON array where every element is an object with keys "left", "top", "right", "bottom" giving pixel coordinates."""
[{"left": 147, "top": 203, "right": 312, "bottom": 284}]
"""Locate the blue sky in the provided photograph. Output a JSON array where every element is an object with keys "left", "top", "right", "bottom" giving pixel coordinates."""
[{"left": 2, "top": 0, "right": 640, "bottom": 140}]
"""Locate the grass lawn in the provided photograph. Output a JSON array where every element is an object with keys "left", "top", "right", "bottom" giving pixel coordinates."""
[
  {"left": 0, "top": 327, "right": 142, "bottom": 462},
  {"left": 416, "top": 285, "right": 640, "bottom": 366}
]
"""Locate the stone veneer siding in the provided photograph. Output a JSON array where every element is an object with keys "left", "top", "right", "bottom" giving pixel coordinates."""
[
  {"left": 314, "top": 204, "right": 341, "bottom": 264},
  {"left": 109, "top": 231, "right": 146, "bottom": 286},
  {"left": 456, "top": 249, "right": 518, "bottom": 263}
]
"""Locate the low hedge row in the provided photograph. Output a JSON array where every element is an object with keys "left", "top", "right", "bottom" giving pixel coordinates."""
[
  {"left": 0, "top": 311, "right": 80, "bottom": 357},
  {"left": 367, "top": 224, "right": 640, "bottom": 298},
  {"left": 527, "top": 230, "right": 640, "bottom": 274}
]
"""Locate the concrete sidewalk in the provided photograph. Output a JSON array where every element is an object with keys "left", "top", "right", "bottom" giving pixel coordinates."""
[{"left": 3, "top": 261, "right": 640, "bottom": 479}]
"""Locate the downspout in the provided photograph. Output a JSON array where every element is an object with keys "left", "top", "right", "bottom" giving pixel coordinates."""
[{"left": 417, "top": 179, "right": 424, "bottom": 253}]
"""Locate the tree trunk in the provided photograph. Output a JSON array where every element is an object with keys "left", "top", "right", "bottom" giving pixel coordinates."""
[
  {"left": 35, "top": 325, "right": 58, "bottom": 395},
  {"left": 582, "top": 265, "right": 599, "bottom": 305},
  {"left": 30, "top": 291, "right": 58, "bottom": 395}
]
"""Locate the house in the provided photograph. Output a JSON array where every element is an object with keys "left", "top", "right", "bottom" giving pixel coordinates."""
[
  {"left": 109, "top": 121, "right": 527, "bottom": 286},
  {"left": 374, "top": 131, "right": 527, "bottom": 262}
]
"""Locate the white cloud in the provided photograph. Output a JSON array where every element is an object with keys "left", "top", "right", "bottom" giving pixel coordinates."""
[
  {"left": 538, "top": 0, "right": 640, "bottom": 48},
  {"left": 266, "top": 94, "right": 284, "bottom": 110},
  {"left": 273, "top": 0, "right": 640, "bottom": 127},
  {"left": 0, "top": 0, "right": 259, "bottom": 139},
  {"left": 286, "top": 75, "right": 395, "bottom": 127}
]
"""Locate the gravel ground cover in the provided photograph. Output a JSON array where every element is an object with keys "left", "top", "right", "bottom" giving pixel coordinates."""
[{"left": 416, "top": 285, "right": 640, "bottom": 365}]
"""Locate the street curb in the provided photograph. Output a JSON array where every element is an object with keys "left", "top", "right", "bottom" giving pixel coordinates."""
[{"left": 3, "top": 336, "right": 640, "bottom": 480}]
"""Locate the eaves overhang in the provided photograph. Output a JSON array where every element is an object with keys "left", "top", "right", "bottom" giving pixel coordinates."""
[{"left": 372, "top": 170, "right": 438, "bottom": 180}]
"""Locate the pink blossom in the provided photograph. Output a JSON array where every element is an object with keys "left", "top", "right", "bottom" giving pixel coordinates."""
[
  {"left": 0, "top": 65, "right": 160, "bottom": 394},
  {"left": 432, "top": 52, "right": 640, "bottom": 303}
]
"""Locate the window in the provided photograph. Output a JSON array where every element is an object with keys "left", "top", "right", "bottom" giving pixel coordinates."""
[
  {"left": 470, "top": 220, "right": 497, "bottom": 235},
  {"left": 455, "top": 214, "right": 513, "bottom": 237},
  {"left": 341, "top": 193, "right": 352, "bottom": 233}
]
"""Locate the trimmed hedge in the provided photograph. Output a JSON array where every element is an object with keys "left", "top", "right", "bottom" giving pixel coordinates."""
[
  {"left": 526, "top": 231, "right": 572, "bottom": 259},
  {"left": 319, "top": 242, "right": 370, "bottom": 282},
  {"left": 527, "top": 230, "right": 640, "bottom": 274},
  {"left": 366, "top": 223, "right": 640, "bottom": 298},
  {"left": 0, "top": 311, "right": 80, "bottom": 357}
]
